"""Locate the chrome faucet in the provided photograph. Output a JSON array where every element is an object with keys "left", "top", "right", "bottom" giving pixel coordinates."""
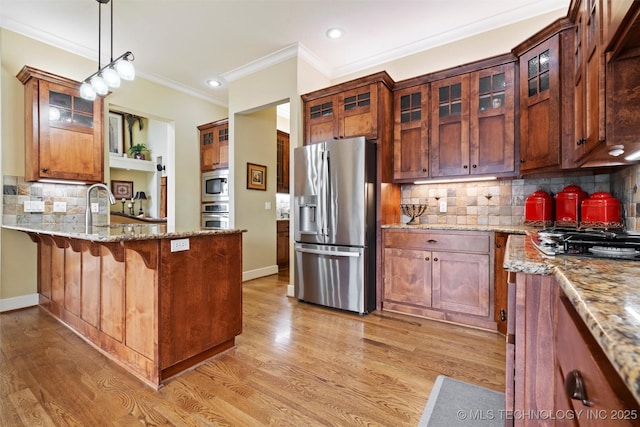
[{"left": 85, "top": 183, "right": 116, "bottom": 230}]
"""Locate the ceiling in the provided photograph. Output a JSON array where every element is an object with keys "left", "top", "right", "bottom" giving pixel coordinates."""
[{"left": 0, "top": 0, "right": 570, "bottom": 106}]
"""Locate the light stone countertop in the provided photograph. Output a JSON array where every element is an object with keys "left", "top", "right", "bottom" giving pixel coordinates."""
[
  {"left": 2, "top": 223, "right": 246, "bottom": 242},
  {"left": 382, "top": 223, "right": 534, "bottom": 235},
  {"left": 504, "top": 234, "right": 640, "bottom": 405}
]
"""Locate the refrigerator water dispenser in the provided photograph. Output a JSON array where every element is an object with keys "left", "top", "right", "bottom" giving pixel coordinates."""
[{"left": 296, "top": 195, "right": 317, "bottom": 234}]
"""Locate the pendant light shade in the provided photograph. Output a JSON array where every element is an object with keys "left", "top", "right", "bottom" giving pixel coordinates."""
[
  {"left": 102, "top": 66, "right": 121, "bottom": 87},
  {"left": 80, "top": 0, "right": 134, "bottom": 100},
  {"left": 115, "top": 56, "right": 135, "bottom": 81},
  {"left": 80, "top": 82, "right": 97, "bottom": 100}
]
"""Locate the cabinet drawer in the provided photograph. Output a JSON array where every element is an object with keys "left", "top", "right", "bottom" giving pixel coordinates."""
[
  {"left": 556, "top": 296, "right": 639, "bottom": 425},
  {"left": 383, "top": 229, "right": 490, "bottom": 253}
]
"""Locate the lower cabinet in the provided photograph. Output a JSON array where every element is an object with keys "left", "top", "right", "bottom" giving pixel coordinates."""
[
  {"left": 277, "top": 220, "right": 289, "bottom": 270},
  {"left": 382, "top": 228, "right": 495, "bottom": 330},
  {"left": 506, "top": 272, "right": 640, "bottom": 426}
]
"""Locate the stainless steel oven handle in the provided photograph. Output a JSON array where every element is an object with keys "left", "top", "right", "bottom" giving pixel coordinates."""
[{"left": 295, "top": 246, "right": 360, "bottom": 257}]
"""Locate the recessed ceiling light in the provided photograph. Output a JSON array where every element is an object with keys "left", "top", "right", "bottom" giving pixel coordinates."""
[
  {"left": 326, "top": 27, "right": 344, "bottom": 40},
  {"left": 206, "top": 79, "right": 222, "bottom": 88}
]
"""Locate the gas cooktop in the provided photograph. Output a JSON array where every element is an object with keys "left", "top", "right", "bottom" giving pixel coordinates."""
[{"left": 531, "top": 227, "right": 640, "bottom": 260}]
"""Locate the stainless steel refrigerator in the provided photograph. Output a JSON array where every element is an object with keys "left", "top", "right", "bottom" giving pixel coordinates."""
[{"left": 293, "top": 136, "right": 377, "bottom": 314}]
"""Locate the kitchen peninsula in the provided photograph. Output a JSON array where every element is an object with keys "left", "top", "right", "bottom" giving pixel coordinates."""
[
  {"left": 504, "top": 234, "right": 640, "bottom": 419},
  {"left": 3, "top": 223, "right": 245, "bottom": 388}
]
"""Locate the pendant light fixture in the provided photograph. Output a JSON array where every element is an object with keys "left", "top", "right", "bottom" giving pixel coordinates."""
[{"left": 80, "top": 0, "right": 135, "bottom": 101}]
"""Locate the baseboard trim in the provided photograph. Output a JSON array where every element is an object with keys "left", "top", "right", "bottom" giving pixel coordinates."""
[
  {"left": 287, "top": 284, "right": 295, "bottom": 297},
  {"left": 0, "top": 293, "right": 39, "bottom": 312},
  {"left": 242, "top": 265, "right": 279, "bottom": 282}
]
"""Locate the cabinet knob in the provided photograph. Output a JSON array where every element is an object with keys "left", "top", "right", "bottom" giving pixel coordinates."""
[
  {"left": 576, "top": 138, "right": 586, "bottom": 146},
  {"left": 500, "top": 309, "right": 507, "bottom": 322},
  {"left": 496, "top": 243, "right": 502, "bottom": 248},
  {"left": 427, "top": 239, "right": 437, "bottom": 244},
  {"left": 42, "top": 168, "right": 49, "bottom": 173},
  {"left": 472, "top": 164, "right": 477, "bottom": 169},
  {"left": 424, "top": 256, "right": 430, "bottom": 261},
  {"left": 520, "top": 159, "right": 526, "bottom": 163},
  {"left": 433, "top": 257, "right": 438, "bottom": 262},
  {"left": 422, "top": 168, "right": 427, "bottom": 172},
  {"left": 565, "top": 370, "right": 592, "bottom": 406},
  {"left": 463, "top": 165, "right": 468, "bottom": 169}
]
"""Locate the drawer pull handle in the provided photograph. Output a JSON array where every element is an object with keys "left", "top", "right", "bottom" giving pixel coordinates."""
[
  {"left": 427, "top": 239, "right": 437, "bottom": 244},
  {"left": 565, "top": 370, "right": 592, "bottom": 406}
]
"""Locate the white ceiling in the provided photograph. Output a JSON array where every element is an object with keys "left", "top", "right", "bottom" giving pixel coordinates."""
[{"left": 0, "top": 0, "right": 570, "bottom": 106}]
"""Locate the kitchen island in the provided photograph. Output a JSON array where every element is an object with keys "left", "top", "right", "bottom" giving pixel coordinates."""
[
  {"left": 504, "top": 234, "right": 640, "bottom": 416},
  {"left": 3, "top": 223, "right": 245, "bottom": 389}
]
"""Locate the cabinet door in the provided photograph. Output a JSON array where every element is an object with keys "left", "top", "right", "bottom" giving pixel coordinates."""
[
  {"left": 306, "top": 94, "right": 337, "bottom": 143},
  {"left": 383, "top": 247, "right": 431, "bottom": 307},
  {"left": 216, "top": 123, "right": 229, "bottom": 169},
  {"left": 200, "top": 127, "right": 216, "bottom": 171},
  {"left": 519, "top": 35, "right": 561, "bottom": 172},
  {"left": 430, "top": 74, "right": 470, "bottom": 176},
  {"left": 276, "top": 130, "right": 290, "bottom": 193},
  {"left": 470, "top": 64, "right": 516, "bottom": 175},
  {"left": 431, "top": 251, "right": 490, "bottom": 317},
  {"left": 393, "top": 85, "right": 429, "bottom": 181},
  {"left": 338, "top": 84, "right": 378, "bottom": 140},
  {"left": 38, "top": 81, "right": 103, "bottom": 182}
]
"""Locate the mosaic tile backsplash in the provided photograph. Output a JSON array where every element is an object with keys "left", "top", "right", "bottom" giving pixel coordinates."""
[
  {"left": 400, "top": 172, "right": 622, "bottom": 228},
  {"left": 2, "top": 175, "right": 110, "bottom": 226}
]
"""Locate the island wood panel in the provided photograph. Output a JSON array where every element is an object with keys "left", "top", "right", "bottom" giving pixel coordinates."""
[
  {"left": 50, "top": 238, "right": 65, "bottom": 307},
  {"left": 124, "top": 241, "right": 158, "bottom": 361},
  {"left": 64, "top": 248, "right": 81, "bottom": 316},
  {"left": 101, "top": 247, "right": 124, "bottom": 342},
  {"left": 158, "top": 234, "right": 242, "bottom": 370},
  {"left": 38, "top": 238, "right": 52, "bottom": 300},
  {"left": 80, "top": 243, "right": 100, "bottom": 328}
]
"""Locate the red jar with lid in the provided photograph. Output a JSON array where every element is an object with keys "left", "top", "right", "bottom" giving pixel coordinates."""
[
  {"left": 580, "top": 192, "right": 623, "bottom": 229},
  {"left": 555, "top": 185, "right": 588, "bottom": 228},
  {"left": 525, "top": 190, "right": 554, "bottom": 227}
]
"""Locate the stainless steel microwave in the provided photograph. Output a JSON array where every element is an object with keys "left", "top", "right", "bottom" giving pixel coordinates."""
[
  {"left": 202, "top": 169, "right": 229, "bottom": 202},
  {"left": 201, "top": 212, "right": 230, "bottom": 230}
]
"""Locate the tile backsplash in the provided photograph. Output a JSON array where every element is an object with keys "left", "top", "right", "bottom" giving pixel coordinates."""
[
  {"left": 2, "top": 175, "right": 110, "bottom": 226},
  {"left": 400, "top": 173, "right": 615, "bottom": 228}
]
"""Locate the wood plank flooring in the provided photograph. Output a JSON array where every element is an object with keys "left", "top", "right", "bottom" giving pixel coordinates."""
[{"left": 0, "top": 270, "right": 505, "bottom": 426}]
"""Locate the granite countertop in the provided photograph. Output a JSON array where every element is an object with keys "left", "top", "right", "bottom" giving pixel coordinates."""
[
  {"left": 504, "top": 234, "right": 640, "bottom": 404},
  {"left": 382, "top": 223, "right": 534, "bottom": 235},
  {"left": 2, "top": 223, "right": 246, "bottom": 242}
]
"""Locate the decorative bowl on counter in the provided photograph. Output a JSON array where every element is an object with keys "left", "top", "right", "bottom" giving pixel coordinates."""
[
  {"left": 525, "top": 190, "right": 554, "bottom": 227},
  {"left": 555, "top": 185, "right": 588, "bottom": 228},
  {"left": 400, "top": 204, "right": 427, "bottom": 225},
  {"left": 580, "top": 192, "right": 623, "bottom": 229}
]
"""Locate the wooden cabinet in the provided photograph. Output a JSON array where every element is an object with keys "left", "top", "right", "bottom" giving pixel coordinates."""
[
  {"left": 506, "top": 273, "right": 640, "bottom": 426},
  {"left": 430, "top": 63, "right": 516, "bottom": 178},
  {"left": 198, "top": 119, "right": 229, "bottom": 171},
  {"left": 276, "top": 130, "right": 290, "bottom": 193},
  {"left": 382, "top": 228, "right": 495, "bottom": 330},
  {"left": 571, "top": 0, "right": 607, "bottom": 165},
  {"left": 493, "top": 232, "right": 509, "bottom": 335},
  {"left": 515, "top": 21, "right": 575, "bottom": 174},
  {"left": 392, "top": 84, "right": 430, "bottom": 181},
  {"left": 17, "top": 66, "right": 104, "bottom": 183},
  {"left": 276, "top": 220, "right": 289, "bottom": 270},
  {"left": 555, "top": 292, "right": 640, "bottom": 426}
]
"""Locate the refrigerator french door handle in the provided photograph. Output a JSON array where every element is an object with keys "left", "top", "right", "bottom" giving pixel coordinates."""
[
  {"left": 294, "top": 245, "right": 361, "bottom": 258},
  {"left": 324, "top": 150, "right": 331, "bottom": 237}
]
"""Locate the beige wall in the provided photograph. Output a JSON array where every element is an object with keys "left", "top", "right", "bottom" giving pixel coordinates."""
[{"left": 0, "top": 29, "right": 226, "bottom": 301}]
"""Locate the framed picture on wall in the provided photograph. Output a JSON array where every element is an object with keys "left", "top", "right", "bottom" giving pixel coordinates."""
[
  {"left": 111, "top": 180, "right": 133, "bottom": 200},
  {"left": 247, "top": 163, "right": 267, "bottom": 191},
  {"left": 109, "top": 112, "right": 124, "bottom": 156}
]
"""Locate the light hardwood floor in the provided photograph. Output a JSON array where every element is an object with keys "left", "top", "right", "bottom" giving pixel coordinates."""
[{"left": 1, "top": 270, "right": 505, "bottom": 426}]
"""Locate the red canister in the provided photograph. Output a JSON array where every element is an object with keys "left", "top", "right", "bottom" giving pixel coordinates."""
[
  {"left": 580, "top": 192, "right": 623, "bottom": 229},
  {"left": 525, "top": 190, "right": 554, "bottom": 227},
  {"left": 555, "top": 185, "right": 588, "bottom": 228}
]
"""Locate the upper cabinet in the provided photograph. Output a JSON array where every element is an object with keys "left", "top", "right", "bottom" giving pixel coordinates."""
[
  {"left": 302, "top": 72, "right": 394, "bottom": 146},
  {"left": 393, "top": 84, "right": 430, "bottom": 181},
  {"left": 17, "top": 66, "right": 104, "bottom": 183},
  {"left": 571, "top": 0, "right": 606, "bottom": 165},
  {"left": 514, "top": 20, "right": 575, "bottom": 174},
  {"left": 198, "top": 119, "right": 229, "bottom": 172},
  {"left": 430, "top": 62, "right": 516, "bottom": 178},
  {"left": 276, "top": 130, "right": 290, "bottom": 193}
]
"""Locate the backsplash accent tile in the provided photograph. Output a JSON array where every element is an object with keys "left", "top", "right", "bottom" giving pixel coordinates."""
[
  {"left": 401, "top": 173, "right": 613, "bottom": 228},
  {"left": 2, "top": 175, "right": 109, "bottom": 226},
  {"left": 611, "top": 164, "right": 640, "bottom": 231}
]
